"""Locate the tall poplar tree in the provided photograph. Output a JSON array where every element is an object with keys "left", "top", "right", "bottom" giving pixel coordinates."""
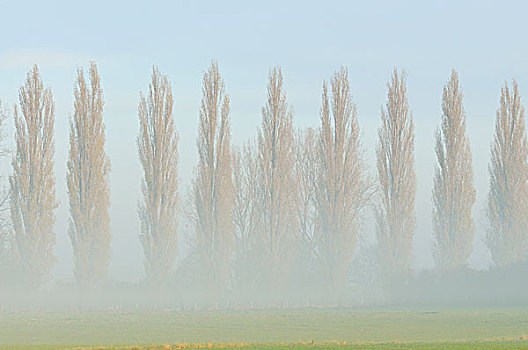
[
  {"left": 10, "top": 65, "right": 57, "bottom": 287},
  {"left": 376, "top": 69, "right": 416, "bottom": 283},
  {"left": 432, "top": 70, "right": 476, "bottom": 270},
  {"left": 137, "top": 67, "right": 179, "bottom": 285},
  {"left": 192, "top": 61, "right": 234, "bottom": 294},
  {"left": 67, "top": 62, "right": 111, "bottom": 288},
  {"left": 255, "top": 67, "right": 298, "bottom": 293},
  {"left": 315, "top": 68, "right": 372, "bottom": 294},
  {"left": 486, "top": 80, "right": 528, "bottom": 266}
]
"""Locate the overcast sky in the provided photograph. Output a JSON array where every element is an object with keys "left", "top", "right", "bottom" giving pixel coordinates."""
[{"left": 1, "top": 0, "right": 527, "bottom": 281}]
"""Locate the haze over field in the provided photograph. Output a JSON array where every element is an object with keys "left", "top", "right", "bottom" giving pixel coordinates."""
[{"left": 0, "top": 0, "right": 528, "bottom": 303}]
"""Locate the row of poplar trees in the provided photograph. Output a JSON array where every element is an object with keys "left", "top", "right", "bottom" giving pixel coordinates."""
[{"left": 1, "top": 62, "right": 527, "bottom": 296}]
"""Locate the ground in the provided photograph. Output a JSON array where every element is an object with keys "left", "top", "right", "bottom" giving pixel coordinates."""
[{"left": 1, "top": 308, "right": 528, "bottom": 349}]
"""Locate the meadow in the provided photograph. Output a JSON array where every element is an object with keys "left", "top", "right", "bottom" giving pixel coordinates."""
[{"left": 1, "top": 308, "right": 528, "bottom": 349}]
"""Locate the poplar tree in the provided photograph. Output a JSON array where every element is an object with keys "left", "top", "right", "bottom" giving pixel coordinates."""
[
  {"left": 67, "top": 62, "right": 111, "bottom": 288},
  {"left": 10, "top": 65, "right": 57, "bottom": 287},
  {"left": 315, "top": 68, "right": 371, "bottom": 294},
  {"left": 255, "top": 67, "right": 298, "bottom": 292},
  {"left": 432, "top": 70, "right": 476, "bottom": 271},
  {"left": 486, "top": 80, "right": 528, "bottom": 266},
  {"left": 137, "top": 67, "right": 179, "bottom": 285},
  {"left": 192, "top": 61, "right": 234, "bottom": 294},
  {"left": 376, "top": 69, "right": 416, "bottom": 283}
]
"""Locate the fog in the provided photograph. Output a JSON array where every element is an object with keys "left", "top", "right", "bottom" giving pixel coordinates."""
[
  {"left": 1, "top": 0, "right": 528, "bottom": 309},
  {"left": 31, "top": 60, "right": 499, "bottom": 282}
]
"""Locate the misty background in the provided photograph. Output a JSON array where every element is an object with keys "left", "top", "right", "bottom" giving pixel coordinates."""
[{"left": 0, "top": 0, "right": 527, "bottom": 283}]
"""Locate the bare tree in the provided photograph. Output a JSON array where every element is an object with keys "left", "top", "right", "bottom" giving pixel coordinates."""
[
  {"left": 137, "top": 67, "right": 179, "bottom": 286},
  {"left": 486, "top": 80, "right": 528, "bottom": 266},
  {"left": 255, "top": 67, "right": 298, "bottom": 293},
  {"left": 67, "top": 63, "right": 111, "bottom": 288},
  {"left": 432, "top": 70, "right": 476, "bottom": 271},
  {"left": 0, "top": 102, "right": 10, "bottom": 263},
  {"left": 295, "top": 128, "right": 318, "bottom": 266},
  {"left": 232, "top": 141, "right": 259, "bottom": 292},
  {"left": 192, "top": 61, "right": 234, "bottom": 294},
  {"left": 315, "top": 68, "right": 372, "bottom": 294},
  {"left": 376, "top": 69, "right": 416, "bottom": 282},
  {"left": 10, "top": 65, "right": 57, "bottom": 287}
]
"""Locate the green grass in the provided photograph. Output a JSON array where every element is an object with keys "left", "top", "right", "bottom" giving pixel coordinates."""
[{"left": 1, "top": 308, "right": 528, "bottom": 349}]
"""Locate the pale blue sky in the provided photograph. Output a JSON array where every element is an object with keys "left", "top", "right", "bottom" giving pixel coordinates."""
[{"left": 0, "top": 0, "right": 527, "bottom": 281}]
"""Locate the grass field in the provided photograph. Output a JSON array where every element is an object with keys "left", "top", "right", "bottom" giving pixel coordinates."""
[
  {"left": 1, "top": 342, "right": 527, "bottom": 350},
  {"left": 1, "top": 308, "right": 528, "bottom": 349}
]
